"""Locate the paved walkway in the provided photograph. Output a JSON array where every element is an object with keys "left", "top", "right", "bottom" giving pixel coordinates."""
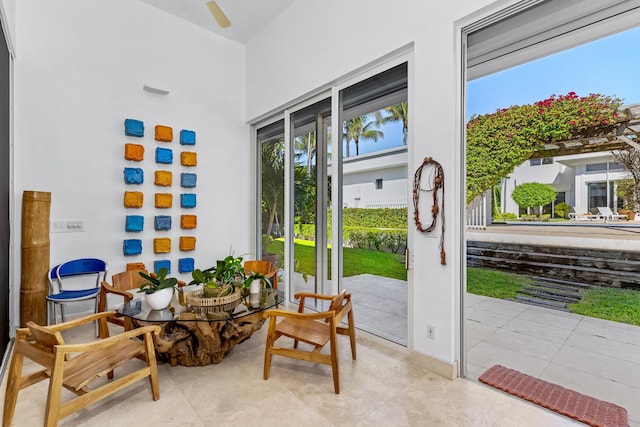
[{"left": 466, "top": 293, "right": 640, "bottom": 427}]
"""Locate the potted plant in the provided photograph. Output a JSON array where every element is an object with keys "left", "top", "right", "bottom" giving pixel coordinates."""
[
  {"left": 189, "top": 254, "right": 272, "bottom": 299},
  {"left": 138, "top": 267, "right": 178, "bottom": 310}
]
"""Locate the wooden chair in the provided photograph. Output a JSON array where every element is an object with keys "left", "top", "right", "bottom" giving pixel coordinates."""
[
  {"left": 2, "top": 311, "right": 160, "bottom": 427},
  {"left": 244, "top": 259, "right": 278, "bottom": 289},
  {"left": 98, "top": 269, "right": 149, "bottom": 339},
  {"left": 262, "top": 290, "right": 356, "bottom": 394}
]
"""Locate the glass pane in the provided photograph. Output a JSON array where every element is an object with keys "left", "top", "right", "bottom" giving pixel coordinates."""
[
  {"left": 290, "top": 98, "right": 331, "bottom": 308},
  {"left": 341, "top": 101, "right": 408, "bottom": 346},
  {"left": 258, "top": 120, "right": 285, "bottom": 289}
]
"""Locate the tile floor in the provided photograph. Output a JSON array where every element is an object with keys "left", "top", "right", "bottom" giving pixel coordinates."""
[
  {"left": 466, "top": 293, "right": 640, "bottom": 427},
  {"left": 1, "top": 320, "right": 585, "bottom": 427}
]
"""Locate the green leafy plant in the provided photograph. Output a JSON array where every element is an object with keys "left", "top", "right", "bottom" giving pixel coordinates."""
[
  {"left": 466, "top": 92, "right": 623, "bottom": 204},
  {"left": 137, "top": 268, "right": 178, "bottom": 294},
  {"left": 190, "top": 254, "right": 272, "bottom": 298},
  {"left": 511, "top": 182, "right": 557, "bottom": 215},
  {"left": 554, "top": 202, "right": 571, "bottom": 218}
]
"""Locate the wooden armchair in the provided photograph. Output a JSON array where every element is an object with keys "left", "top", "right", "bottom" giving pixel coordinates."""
[
  {"left": 3, "top": 311, "right": 160, "bottom": 427},
  {"left": 244, "top": 260, "right": 278, "bottom": 289},
  {"left": 98, "top": 269, "right": 149, "bottom": 339},
  {"left": 262, "top": 290, "right": 356, "bottom": 394}
]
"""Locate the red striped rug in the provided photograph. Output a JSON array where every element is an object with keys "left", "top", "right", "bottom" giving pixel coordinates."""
[{"left": 479, "top": 365, "right": 628, "bottom": 427}]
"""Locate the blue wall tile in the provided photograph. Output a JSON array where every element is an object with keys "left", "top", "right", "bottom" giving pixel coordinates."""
[
  {"left": 154, "top": 215, "right": 172, "bottom": 231},
  {"left": 124, "top": 167, "right": 144, "bottom": 184},
  {"left": 125, "top": 215, "right": 144, "bottom": 232},
  {"left": 178, "top": 258, "right": 195, "bottom": 273},
  {"left": 180, "top": 129, "right": 196, "bottom": 145},
  {"left": 154, "top": 259, "right": 171, "bottom": 274},
  {"left": 123, "top": 239, "right": 142, "bottom": 255},
  {"left": 181, "top": 173, "right": 197, "bottom": 188},
  {"left": 124, "top": 118, "right": 144, "bottom": 137},
  {"left": 155, "top": 147, "right": 173, "bottom": 164},
  {"left": 181, "top": 193, "right": 197, "bottom": 208}
]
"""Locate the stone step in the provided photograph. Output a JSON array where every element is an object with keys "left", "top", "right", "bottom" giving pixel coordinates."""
[
  {"left": 525, "top": 285, "right": 582, "bottom": 300},
  {"left": 531, "top": 276, "right": 591, "bottom": 289},
  {"left": 510, "top": 296, "right": 569, "bottom": 311},
  {"left": 516, "top": 289, "right": 579, "bottom": 304}
]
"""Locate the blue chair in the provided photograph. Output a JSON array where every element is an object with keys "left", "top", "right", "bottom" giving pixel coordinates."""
[{"left": 46, "top": 258, "right": 108, "bottom": 325}]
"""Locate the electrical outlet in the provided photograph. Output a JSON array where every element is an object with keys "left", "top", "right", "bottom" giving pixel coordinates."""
[
  {"left": 51, "top": 219, "right": 86, "bottom": 233},
  {"left": 427, "top": 325, "right": 435, "bottom": 339}
]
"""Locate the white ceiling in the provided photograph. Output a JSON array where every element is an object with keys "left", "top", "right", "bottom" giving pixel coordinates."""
[{"left": 137, "top": 0, "right": 295, "bottom": 45}]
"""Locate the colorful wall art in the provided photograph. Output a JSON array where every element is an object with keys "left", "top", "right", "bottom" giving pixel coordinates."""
[{"left": 122, "top": 119, "right": 199, "bottom": 270}]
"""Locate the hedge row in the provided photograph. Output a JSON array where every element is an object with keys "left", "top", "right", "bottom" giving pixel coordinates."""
[
  {"left": 335, "top": 208, "right": 407, "bottom": 229},
  {"left": 292, "top": 223, "right": 407, "bottom": 254},
  {"left": 344, "top": 227, "right": 407, "bottom": 253}
]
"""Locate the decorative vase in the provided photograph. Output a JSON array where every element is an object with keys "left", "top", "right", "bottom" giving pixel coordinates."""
[{"left": 145, "top": 287, "right": 174, "bottom": 310}]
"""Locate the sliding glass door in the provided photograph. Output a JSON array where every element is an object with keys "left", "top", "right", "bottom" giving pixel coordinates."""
[{"left": 255, "top": 61, "right": 409, "bottom": 345}]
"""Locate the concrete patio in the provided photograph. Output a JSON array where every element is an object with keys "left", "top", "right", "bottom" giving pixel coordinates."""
[{"left": 466, "top": 293, "right": 640, "bottom": 426}]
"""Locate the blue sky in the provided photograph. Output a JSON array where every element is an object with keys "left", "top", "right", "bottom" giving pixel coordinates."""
[
  {"left": 351, "top": 25, "right": 640, "bottom": 156},
  {"left": 467, "top": 26, "right": 640, "bottom": 119}
]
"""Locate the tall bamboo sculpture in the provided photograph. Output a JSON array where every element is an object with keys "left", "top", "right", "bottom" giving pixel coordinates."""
[{"left": 20, "top": 190, "right": 50, "bottom": 326}]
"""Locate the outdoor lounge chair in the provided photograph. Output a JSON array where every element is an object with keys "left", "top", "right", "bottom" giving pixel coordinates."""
[
  {"left": 568, "top": 207, "right": 598, "bottom": 221},
  {"left": 597, "top": 206, "right": 627, "bottom": 222}
]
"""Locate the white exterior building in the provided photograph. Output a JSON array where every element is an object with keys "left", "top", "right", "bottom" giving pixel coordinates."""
[
  {"left": 341, "top": 146, "right": 408, "bottom": 209},
  {"left": 503, "top": 151, "right": 630, "bottom": 216}
]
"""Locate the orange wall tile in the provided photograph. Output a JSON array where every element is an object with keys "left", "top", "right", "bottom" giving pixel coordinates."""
[
  {"left": 179, "top": 236, "right": 196, "bottom": 251},
  {"left": 124, "top": 143, "right": 144, "bottom": 161},
  {"left": 154, "top": 238, "right": 171, "bottom": 253},
  {"left": 181, "top": 151, "right": 197, "bottom": 166},
  {"left": 155, "top": 193, "right": 173, "bottom": 208},
  {"left": 155, "top": 125, "right": 173, "bottom": 142},
  {"left": 124, "top": 191, "right": 143, "bottom": 208},
  {"left": 155, "top": 170, "right": 172, "bottom": 186},
  {"left": 181, "top": 215, "right": 197, "bottom": 229}
]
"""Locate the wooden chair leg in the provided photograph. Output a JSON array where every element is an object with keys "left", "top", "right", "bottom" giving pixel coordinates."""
[
  {"left": 348, "top": 310, "right": 357, "bottom": 360},
  {"left": 145, "top": 332, "right": 160, "bottom": 400},
  {"left": 2, "top": 350, "right": 24, "bottom": 427},
  {"left": 44, "top": 353, "right": 65, "bottom": 427},
  {"left": 263, "top": 318, "right": 276, "bottom": 380},
  {"left": 329, "top": 330, "right": 340, "bottom": 394}
]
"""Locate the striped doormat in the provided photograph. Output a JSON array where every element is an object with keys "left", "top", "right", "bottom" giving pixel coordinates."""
[{"left": 479, "top": 365, "right": 628, "bottom": 427}]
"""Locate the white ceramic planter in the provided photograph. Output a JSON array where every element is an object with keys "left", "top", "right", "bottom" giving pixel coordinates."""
[{"left": 145, "top": 287, "right": 174, "bottom": 310}]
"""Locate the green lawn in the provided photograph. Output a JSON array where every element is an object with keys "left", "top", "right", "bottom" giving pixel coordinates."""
[
  {"left": 268, "top": 239, "right": 407, "bottom": 281},
  {"left": 466, "top": 267, "right": 529, "bottom": 299},
  {"left": 568, "top": 286, "right": 640, "bottom": 326},
  {"left": 467, "top": 267, "right": 640, "bottom": 326},
  {"left": 266, "top": 240, "right": 639, "bottom": 326}
]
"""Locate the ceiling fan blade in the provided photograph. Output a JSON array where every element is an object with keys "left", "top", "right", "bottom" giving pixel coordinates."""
[{"left": 206, "top": 1, "right": 231, "bottom": 28}]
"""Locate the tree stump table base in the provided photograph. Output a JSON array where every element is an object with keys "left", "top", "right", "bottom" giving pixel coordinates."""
[{"left": 135, "top": 311, "right": 266, "bottom": 366}]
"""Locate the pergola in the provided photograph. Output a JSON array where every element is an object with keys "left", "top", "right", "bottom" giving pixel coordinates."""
[{"left": 529, "top": 103, "right": 640, "bottom": 159}]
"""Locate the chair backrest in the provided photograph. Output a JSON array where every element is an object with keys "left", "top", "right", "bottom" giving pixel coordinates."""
[
  {"left": 111, "top": 269, "right": 148, "bottom": 292},
  {"left": 573, "top": 207, "right": 589, "bottom": 215},
  {"left": 327, "top": 290, "right": 351, "bottom": 323},
  {"left": 244, "top": 260, "right": 272, "bottom": 275},
  {"left": 598, "top": 206, "right": 613, "bottom": 216},
  {"left": 55, "top": 258, "right": 108, "bottom": 292}
]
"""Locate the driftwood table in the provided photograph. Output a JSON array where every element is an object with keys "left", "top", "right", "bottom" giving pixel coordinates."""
[{"left": 118, "top": 288, "right": 284, "bottom": 366}]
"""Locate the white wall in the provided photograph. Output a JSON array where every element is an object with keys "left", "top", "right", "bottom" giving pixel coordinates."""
[
  {"left": 246, "top": 0, "right": 497, "bottom": 366},
  {"left": 11, "top": 0, "right": 249, "bottom": 324}
]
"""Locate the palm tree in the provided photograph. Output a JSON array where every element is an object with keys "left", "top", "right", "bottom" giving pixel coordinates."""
[
  {"left": 343, "top": 114, "right": 384, "bottom": 156},
  {"left": 294, "top": 131, "right": 316, "bottom": 177},
  {"left": 261, "top": 137, "right": 285, "bottom": 254},
  {"left": 375, "top": 102, "right": 408, "bottom": 145}
]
